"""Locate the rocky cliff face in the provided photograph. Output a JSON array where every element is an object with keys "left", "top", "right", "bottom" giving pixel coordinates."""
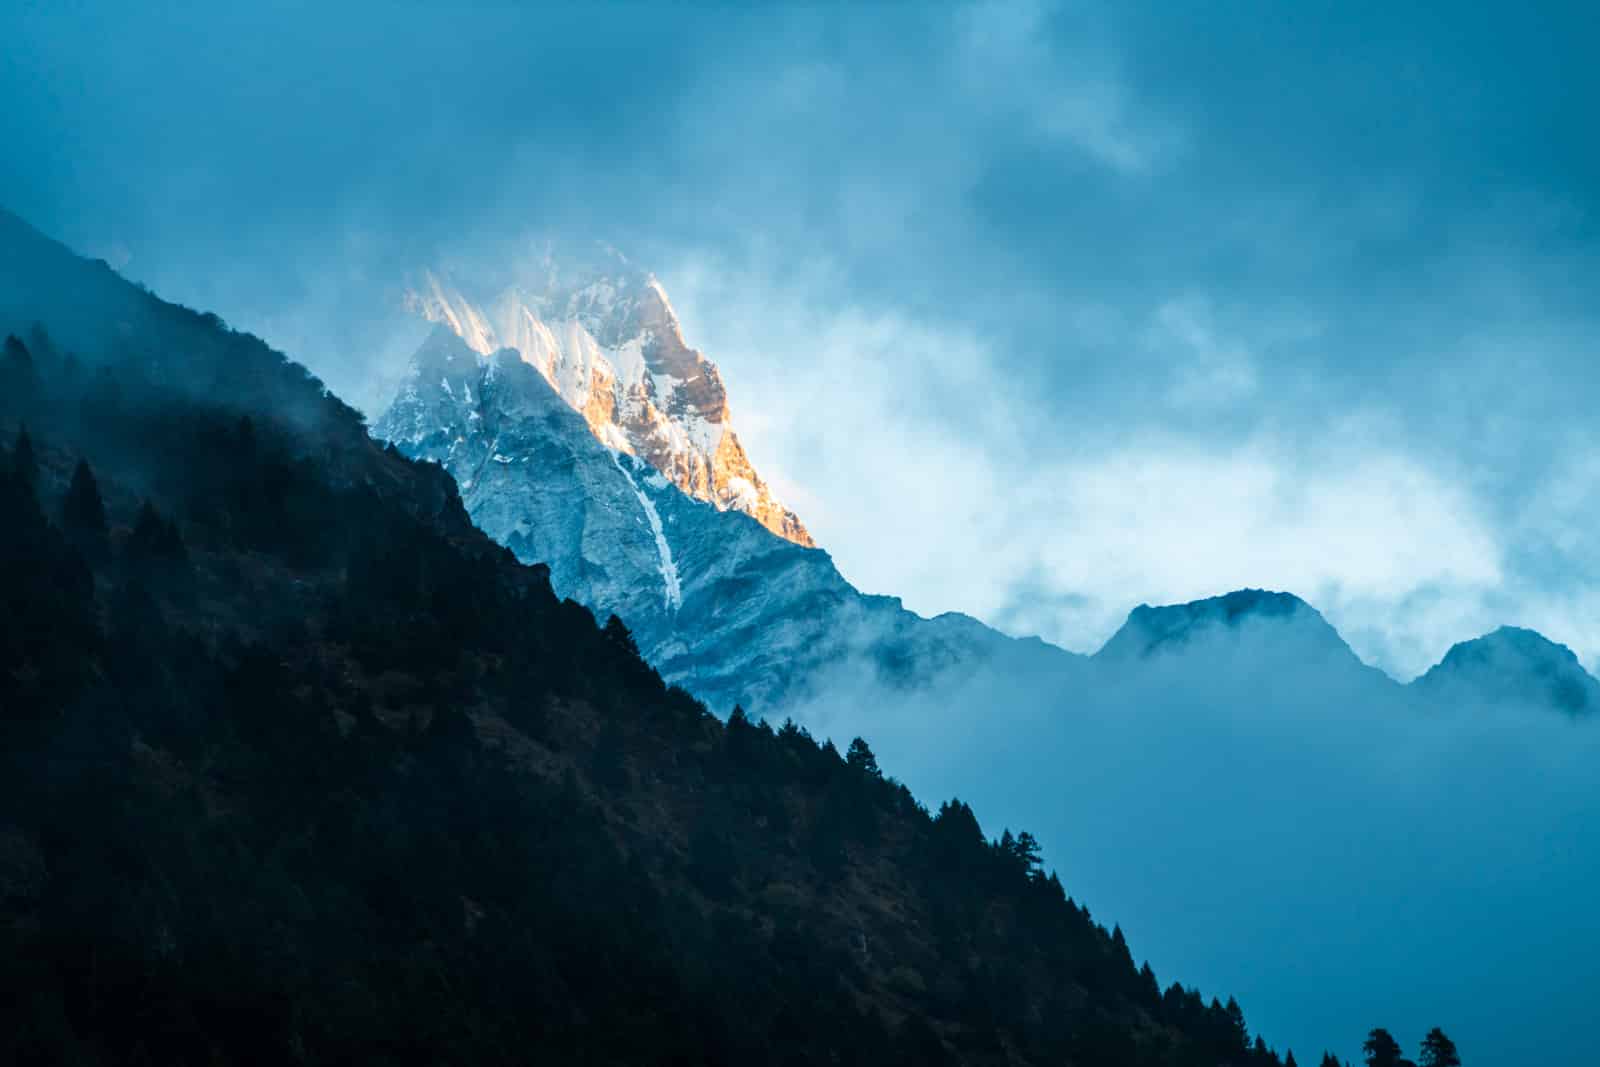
[{"left": 403, "top": 259, "right": 812, "bottom": 546}]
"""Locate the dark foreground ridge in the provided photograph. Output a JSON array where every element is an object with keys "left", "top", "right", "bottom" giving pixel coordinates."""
[{"left": 2, "top": 208, "right": 1349, "bottom": 1065}]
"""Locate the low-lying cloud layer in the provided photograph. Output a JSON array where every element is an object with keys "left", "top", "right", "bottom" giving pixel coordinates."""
[{"left": 781, "top": 628, "right": 1600, "bottom": 1066}]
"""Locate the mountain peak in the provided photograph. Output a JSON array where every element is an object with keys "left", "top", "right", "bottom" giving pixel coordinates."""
[
  {"left": 1095, "top": 588, "right": 1355, "bottom": 664},
  {"left": 1415, "top": 625, "right": 1600, "bottom": 714},
  {"left": 401, "top": 257, "right": 812, "bottom": 547}
]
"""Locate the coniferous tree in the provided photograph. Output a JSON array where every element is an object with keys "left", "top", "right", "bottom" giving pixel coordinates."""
[
  {"left": 1364, "top": 1028, "right": 1403, "bottom": 1067},
  {"left": 1225, "top": 997, "right": 1250, "bottom": 1055},
  {"left": 126, "top": 499, "right": 188, "bottom": 569},
  {"left": 1138, "top": 961, "right": 1161, "bottom": 1006},
  {"left": 130, "top": 499, "right": 164, "bottom": 550},
  {"left": 930, "top": 799, "right": 984, "bottom": 874},
  {"left": 2, "top": 334, "right": 38, "bottom": 412},
  {"left": 61, "top": 458, "right": 108, "bottom": 556},
  {"left": 1285, "top": 1051, "right": 1298, "bottom": 1067},
  {"left": 1418, "top": 1028, "right": 1459, "bottom": 1067},
  {"left": 11, "top": 426, "right": 38, "bottom": 499},
  {"left": 1014, "top": 830, "right": 1042, "bottom": 875},
  {"left": 845, "top": 736, "right": 881, "bottom": 778},
  {"left": 26, "top": 322, "right": 59, "bottom": 366},
  {"left": 1110, "top": 925, "right": 1133, "bottom": 965},
  {"left": 1320, "top": 1054, "right": 1342, "bottom": 1067},
  {"left": 603, "top": 613, "right": 639, "bottom": 657}
]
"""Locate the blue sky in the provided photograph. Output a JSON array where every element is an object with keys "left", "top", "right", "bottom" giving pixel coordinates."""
[{"left": 5, "top": 0, "right": 1599, "bottom": 677}]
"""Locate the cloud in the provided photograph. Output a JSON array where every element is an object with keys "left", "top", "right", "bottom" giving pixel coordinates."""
[
  {"left": 664, "top": 247, "right": 1513, "bottom": 678},
  {"left": 1148, "top": 297, "right": 1261, "bottom": 410},
  {"left": 780, "top": 627, "right": 1600, "bottom": 1067},
  {"left": 953, "top": 0, "right": 1181, "bottom": 175}
]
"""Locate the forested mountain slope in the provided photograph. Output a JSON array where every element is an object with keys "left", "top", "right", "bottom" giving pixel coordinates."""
[{"left": 0, "top": 210, "right": 1309, "bottom": 1065}]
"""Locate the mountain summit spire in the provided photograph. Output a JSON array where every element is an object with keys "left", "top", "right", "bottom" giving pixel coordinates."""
[{"left": 403, "top": 257, "right": 812, "bottom": 546}]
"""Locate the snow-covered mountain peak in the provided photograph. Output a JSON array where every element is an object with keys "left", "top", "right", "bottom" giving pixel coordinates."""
[{"left": 401, "top": 258, "right": 811, "bottom": 547}]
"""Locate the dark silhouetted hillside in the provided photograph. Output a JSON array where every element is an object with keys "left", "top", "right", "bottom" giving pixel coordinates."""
[{"left": 0, "top": 210, "right": 1309, "bottom": 1066}]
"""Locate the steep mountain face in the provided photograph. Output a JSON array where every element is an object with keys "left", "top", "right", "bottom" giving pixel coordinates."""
[
  {"left": 373, "top": 324, "right": 1072, "bottom": 714},
  {"left": 1414, "top": 626, "right": 1600, "bottom": 714},
  {"left": 405, "top": 260, "right": 812, "bottom": 546}
]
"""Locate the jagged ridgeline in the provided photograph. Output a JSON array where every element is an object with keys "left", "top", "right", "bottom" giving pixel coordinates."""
[
  {"left": 0, "top": 209, "right": 1310, "bottom": 1064},
  {"left": 379, "top": 251, "right": 1600, "bottom": 727},
  {"left": 376, "top": 287, "right": 1081, "bottom": 716},
  {"left": 405, "top": 262, "right": 813, "bottom": 546}
]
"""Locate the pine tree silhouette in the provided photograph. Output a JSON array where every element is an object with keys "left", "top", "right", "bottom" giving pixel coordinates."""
[
  {"left": 845, "top": 736, "right": 881, "bottom": 777},
  {"left": 127, "top": 499, "right": 189, "bottom": 570},
  {"left": 1418, "top": 1028, "right": 1460, "bottom": 1067},
  {"left": 1364, "top": 1028, "right": 1403, "bottom": 1067},
  {"left": 1225, "top": 996, "right": 1250, "bottom": 1055},
  {"left": 61, "top": 458, "right": 108, "bottom": 556},
  {"left": 11, "top": 426, "right": 38, "bottom": 498},
  {"left": 2, "top": 334, "right": 39, "bottom": 412},
  {"left": 603, "top": 613, "right": 639, "bottom": 656}
]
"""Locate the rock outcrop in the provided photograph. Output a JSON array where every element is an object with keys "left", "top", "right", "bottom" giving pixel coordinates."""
[{"left": 403, "top": 256, "right": 812, "bottom": 546}]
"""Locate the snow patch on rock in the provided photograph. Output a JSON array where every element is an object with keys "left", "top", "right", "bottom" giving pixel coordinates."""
[{"left": 609, "top": 448, "right": 683, "bottom": 613}]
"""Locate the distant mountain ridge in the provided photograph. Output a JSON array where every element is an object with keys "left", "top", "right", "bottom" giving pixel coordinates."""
[
  {"left": 374, "top": 307, "right": 1600, "bottom": 718},
  {"left": 1416, "top": 625, "right": 1600, "bottom": 714},
  {"left": 1092, "top": 589, "right": 1600, "bottom": 712},
  {"left": 1096, "top": 589, "right": 1355, "bottom": 662}
]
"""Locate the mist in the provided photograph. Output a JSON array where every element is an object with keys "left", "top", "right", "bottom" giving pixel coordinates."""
[{"left": 781, "top": 626, "right": 1600, "bottom": 1065}]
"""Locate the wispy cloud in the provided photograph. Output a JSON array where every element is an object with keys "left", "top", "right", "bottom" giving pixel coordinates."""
[{"left": 954, "top": 0, "right": 1182, "bottom": 175}]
